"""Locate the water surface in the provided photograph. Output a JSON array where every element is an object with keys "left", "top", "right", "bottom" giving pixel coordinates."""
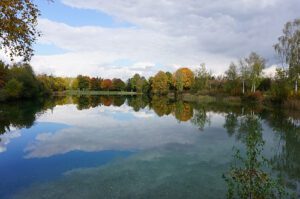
[{"left": 0, "top": 96, "right": 299, "bottom": 198}]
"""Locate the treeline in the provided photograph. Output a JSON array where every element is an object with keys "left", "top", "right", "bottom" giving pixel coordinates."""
[
  {"left": 0, "top": 61, "right": 45, "bottom": 101},
  {"left": 71, "top": 74, "right": 149, "bottom": 93},
  {"left": 70, "top": 51, "right": 296, "bottom": 103},
  {"left": 71, "top": 18, "right": 300, "bottom": 103},
  {"left": 0, "top": 61, "right": 73, "bottom": 101}
]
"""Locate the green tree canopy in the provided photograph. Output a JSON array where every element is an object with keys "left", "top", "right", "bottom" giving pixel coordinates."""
[
  {"left": 239, "top": 52, "right": 265, "bottom": 93},
  {"left": 192, "top": 63, "right": 211, "bottom": 92},
  {"left": 77, "top": 75, "right": 90, "bottom": 90},
  {"left": 274, "top": 18, "right": 300, "bottom": 93},
  {"left": 4, "top": 78, "right": 23, "bottom": 98},
  {"left": 112, "top": 78, "right": 126, "bottom": 91}
]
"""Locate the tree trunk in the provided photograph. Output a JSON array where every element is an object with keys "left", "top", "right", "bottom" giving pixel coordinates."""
[
  {"left": 242, "top": 80, "right": 245, "bottom": 94},
  {"left": 295, "top": 79, "right": 298, "bottom": 93}
]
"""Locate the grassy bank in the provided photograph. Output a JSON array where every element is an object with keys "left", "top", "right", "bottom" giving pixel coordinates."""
[
  {"left": 168, "top": 93, "right": 242, "bottom": 105},
  {"left": 170, "top": 92, "right": 300, "bottom": 110},
  {"left": 55, "top": 90, "right": 138, "bottom": 96}
]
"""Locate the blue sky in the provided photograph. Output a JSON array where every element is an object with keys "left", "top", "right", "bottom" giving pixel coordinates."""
[
  {"left": 34, "top": 0, "right": 133, "bottom": 55},
  {"left": 14, "top": 0, "right": 300, "bottom": 78},
  {"left": 36, "top": 1, "right": 133, "bottom": 28}
]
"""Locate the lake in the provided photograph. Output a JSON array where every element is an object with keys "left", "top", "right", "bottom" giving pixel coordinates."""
[{"left": 0, "top": 95, "right": 299, "bottom": 198}]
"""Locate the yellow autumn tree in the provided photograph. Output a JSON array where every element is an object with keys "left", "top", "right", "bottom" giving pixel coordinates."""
[
  {"left": 173, "top": 101, "right": 194, "bottom": 122},
  {"left": 174, "top": 68, "right": 195, "bottom": 92},
  {"left": 151, "top": 71, "right": 169, "bottom": 95}
]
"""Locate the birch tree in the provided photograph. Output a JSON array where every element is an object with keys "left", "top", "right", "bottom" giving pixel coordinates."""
[{"left": 274, "top": 18, "right": 300, "bottom": 93}]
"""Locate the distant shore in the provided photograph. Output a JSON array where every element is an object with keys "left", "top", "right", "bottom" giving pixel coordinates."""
[
  {"left": 54, "top": 90, "right": 139, "bottom": 96},
  {"left": 167, "top": 93, "right": 242, "bottom": 104},
  {"left": 168, "top": 93, "right": 300, "bottom": 110}
]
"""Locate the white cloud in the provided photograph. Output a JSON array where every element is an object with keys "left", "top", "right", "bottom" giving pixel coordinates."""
[
  {"left": 263, "top": 65, "right": 278, "bottom": 77},
  {"left": 25, "top": 104, "right": 196, "bottom": 158},
  {"left": 0, "top": 130, "right": 21, "bottom": 153},
  {"left": 29, "top": 0, "right": 300, "bottom": 78}
]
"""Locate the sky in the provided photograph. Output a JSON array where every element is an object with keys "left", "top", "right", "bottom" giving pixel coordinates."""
[{"left": 4, "top": 0, "right": 300, "bottom": 79}]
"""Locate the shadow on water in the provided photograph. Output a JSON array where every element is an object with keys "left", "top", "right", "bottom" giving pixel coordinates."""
[{"left": 0, "top": 95, "right": 299, "bottom": 198}]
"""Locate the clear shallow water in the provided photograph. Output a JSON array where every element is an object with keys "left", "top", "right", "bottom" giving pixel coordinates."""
[{"left": 0, "top": 96, "right": 299, "bottom": 198}]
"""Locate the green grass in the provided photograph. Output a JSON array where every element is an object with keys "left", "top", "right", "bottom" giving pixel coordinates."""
[{"left": 56, "top": 90, "right": 138, "bottom": 96}]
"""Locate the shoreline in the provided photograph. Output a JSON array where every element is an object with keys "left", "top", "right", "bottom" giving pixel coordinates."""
[
  {"left": 54, "top": 90, "right": 139, "bottom": 96},
  {"left": 167, "top": 93, "right": 300, "bottom": 110}
]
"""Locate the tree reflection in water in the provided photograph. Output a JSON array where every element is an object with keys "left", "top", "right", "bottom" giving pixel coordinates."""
[
  {"left": 223, "top": 111, "right": 294, "bottom": 199},
  {"left": 191, "top": 104, "right": 210, "bottom": 131},
  {"left": 0, "top": 95, "right": 299, "bottom": 197}
]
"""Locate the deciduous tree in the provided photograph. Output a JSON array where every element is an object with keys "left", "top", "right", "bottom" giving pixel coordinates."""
[
  {"left": 89, "top": 77, "right": 99, "bottom": 91},
  {"left": 193, "top": 63, "right": 211, "bottom": 92},
  {"left": 101, "top": 79, "right": 112, "bottom": 91},
  {"left": 274, "top": 18, "right": 300, "bottom": 93},
  {"left": 225, "top": 62, "right": 240, "bottom": 95},
  {"left": 151, "top": 71, "right": 169, "bottom": 95},
  {"left": 4, "top": 78, "right": 23, "bottom": 98},
  {"left": 77, "top": 75, "right": 90, "bottom": 90},
  {"left": 0, "top": 0, "right": 41, "bottom": 61},
  {"left": 242, "top": 52, "right": 266, "bottom": 93},
  {"left": 0, "top": 61, "right": 8, "bottom": 88},
  {"left": 112, "top": 78, "right": 126, "bottom": 91},
  {"left": 174, "top": 68, "right": 194, "bottom": 92}
]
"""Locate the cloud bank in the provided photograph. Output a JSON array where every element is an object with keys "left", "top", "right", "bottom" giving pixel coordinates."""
[{"left": 10, "top": 0, "right": 300, "bottom": 78}]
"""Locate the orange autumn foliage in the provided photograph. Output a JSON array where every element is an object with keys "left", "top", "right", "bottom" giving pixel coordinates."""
[{"left": 101, "top": 79, "right": 112, "bottom": 90}]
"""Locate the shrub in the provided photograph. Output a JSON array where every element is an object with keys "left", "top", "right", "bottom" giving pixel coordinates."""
[
  {"left": 4, "top": 78, "right": 23, "bottom": 99},
  {"left": 243, "top": 91, "right": 264, "bottom": 102}
]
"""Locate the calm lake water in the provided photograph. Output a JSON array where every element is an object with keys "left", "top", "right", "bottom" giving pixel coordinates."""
[{"left": 0, "top": 95, "right": 299, "bottom": 198}]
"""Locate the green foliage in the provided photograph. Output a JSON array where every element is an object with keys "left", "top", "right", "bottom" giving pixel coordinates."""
[
  {"left": 127, "top": 96, "right": 148, "bottom": 111},
  {"left": 191, "top": 104, "right": 210, "bottom": 130},
  {"left": 240, "top": 52, "right": 266, "bottom": 93},
  {"left": 0, "top": 61, "right": 8, "bottom": 89},
  {"left": 8, "top": 64, "right": 39, "bottom": 98},
  {"left": 274, "top": 18, "right": 300, "bottom": 93},
  {"left": 165, "top": 71, "right": 174, "bottom": 90},
  {"left": 4, "top": 78, "right": 23, "bottom": 99},
  {"left": 37, "top": 75, "right": 68, "bottom": 95},
  {"left": 77, "top": 75, "right": 90, "bottom": 90},
  {"left": 112, "top": 78, "right": 126, "bottom": 91},
  {"left": 0, "top": 97, "right": 60, "bottom": 134},
  {"left": 223, "top": 114, "right": 288, "bottom": 199},
  {"left": 270, "top": 68, "right": 289, "bottom": 102},
  {"left": 128, "top": 74, "right": 147, "bottom": 93},
  {"left": 0, "top": 63, "right": 51, "bottom": 100},
  {"left": 150, "top": 95, "right": 173, "bottom": 116},
  {"left": 223, "top": 113, "right": 238, "bottom": 136},
  {"left": 89, "top": 77, "right": 101, "bottom": 91},
  {"left": 72, "top": 78, "right": 79, "bottom": 90},
  {"left": 192, "top": 63, "right": 211, "bottom": 92},
  {"left": 258, "top": 78, "right": 271, "bottom": 92},
  {"left": 174, "top": 71, "right": 184, "bottom": 92},
  {"left": 225, "top": 63, "right": 241, "bottom": 95},
  {"left": 226, "top": 62, "right": 239, "bottom": 81}
]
